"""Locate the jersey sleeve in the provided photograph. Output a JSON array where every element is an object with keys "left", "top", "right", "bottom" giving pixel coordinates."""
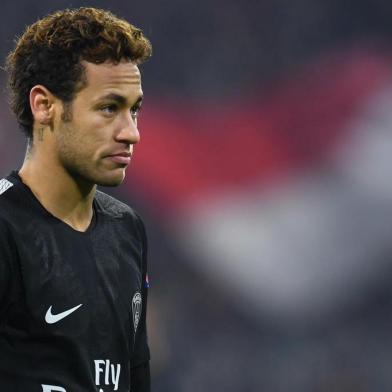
[
  {"left": 130, "top": 214, "right": 151, "bottom": 390},
  {"left": 0, "top": 219, "right": 16, "bottom": 319}
]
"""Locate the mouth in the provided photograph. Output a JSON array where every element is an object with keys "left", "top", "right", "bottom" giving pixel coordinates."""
[{"left": 106, "top": 152, "right": 132, "bottom": 166}]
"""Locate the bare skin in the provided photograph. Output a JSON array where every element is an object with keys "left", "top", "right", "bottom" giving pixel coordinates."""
[{"left": 19, "top": 60, "right": 143, "bottom": 232}]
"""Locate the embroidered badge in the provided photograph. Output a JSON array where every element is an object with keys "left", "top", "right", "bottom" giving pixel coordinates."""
[{"left": 132, "top": 292, "right": 142, "bottom": 333}]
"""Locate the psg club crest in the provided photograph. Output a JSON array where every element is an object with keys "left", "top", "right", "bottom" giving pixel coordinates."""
[{"left": 132, "top": 292, "right": 142, "bottom": 333}]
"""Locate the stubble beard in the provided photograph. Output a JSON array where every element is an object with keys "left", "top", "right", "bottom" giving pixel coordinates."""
[
  {"left": 58, "top": 103, "right": 127, "bottom": 188},
  {"left": 58, "top": 142, "right": 127, "bottom": 188},
  {"left": 57, "top": 127, "right": 125, "bottom": 189}
]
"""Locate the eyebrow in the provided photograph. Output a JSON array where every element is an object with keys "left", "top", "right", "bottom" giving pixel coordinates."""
[
  {"left": 132, "top": 95, "right": 144, "bottom": 108},
  {"left": 99, "top": 93, "right": 144, "bottom": 107}
]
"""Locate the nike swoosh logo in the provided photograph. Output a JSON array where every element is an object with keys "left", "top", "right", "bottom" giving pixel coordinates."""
[{"left": 45, "top": 304, "right": 83, "bottom": 324}]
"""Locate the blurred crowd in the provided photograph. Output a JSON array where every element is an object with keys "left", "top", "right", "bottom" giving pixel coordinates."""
[{"left": 2, "top": 1, "right": 392, "bottom": 390}]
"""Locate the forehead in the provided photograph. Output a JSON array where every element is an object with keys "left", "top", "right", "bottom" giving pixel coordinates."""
[{"left": 80, "top": 60, "right": 142, "bottom": 99}]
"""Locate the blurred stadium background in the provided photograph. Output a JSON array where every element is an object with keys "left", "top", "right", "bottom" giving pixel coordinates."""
[{"left": 2, "top": 1, "right": 392, "bottom": 390}]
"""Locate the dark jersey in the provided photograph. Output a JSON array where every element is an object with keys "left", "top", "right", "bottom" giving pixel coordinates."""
[{"left": 0, "top": 172, "right": 150, "bottom": 392}]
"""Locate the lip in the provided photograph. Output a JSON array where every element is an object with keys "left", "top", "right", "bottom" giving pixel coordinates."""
[{"left": 106, "top": 152, "right": 132, "bottom": 165}]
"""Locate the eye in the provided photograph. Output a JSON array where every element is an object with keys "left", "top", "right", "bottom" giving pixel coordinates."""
[
  {"left": 130, "top": 106, "right": 141, "bottom": 120},
  {"left": 100, "top": 104, "right": 118, "bottom": 115}
]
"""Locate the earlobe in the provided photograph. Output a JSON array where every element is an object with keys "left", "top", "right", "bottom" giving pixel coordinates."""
[{"left": 30, "top": 85, "right": 55, "bottom": 125}]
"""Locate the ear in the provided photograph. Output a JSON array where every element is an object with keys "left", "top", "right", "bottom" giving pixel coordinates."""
[{"left": 29, "top": 85, "right": 56, "bottom": 126}]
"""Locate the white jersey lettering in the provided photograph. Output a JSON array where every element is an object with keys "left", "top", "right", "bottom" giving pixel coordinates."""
[
  {"left": 94, "top": 359, "right": 121, "bottom": 391},
  {"left": 41, "top": 385, "right": 67, "bottom": 392}
]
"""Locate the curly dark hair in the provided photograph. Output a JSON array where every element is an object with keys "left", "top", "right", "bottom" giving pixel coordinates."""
[{"left": 6, "top": 7, "right": 152, "bottom": 138}]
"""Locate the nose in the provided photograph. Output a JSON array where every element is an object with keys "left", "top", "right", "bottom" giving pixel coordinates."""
[{"left": 114, "top": 112, "right": 140, "bottom": 145}]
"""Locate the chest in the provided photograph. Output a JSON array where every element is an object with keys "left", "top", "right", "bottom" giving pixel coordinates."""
[{"left": 10, "top": 221, "right": 143, "bottom": 348}]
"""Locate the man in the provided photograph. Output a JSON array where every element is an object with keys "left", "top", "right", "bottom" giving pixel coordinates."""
[{"left": 0, "top": 7, "right": 152, "bottom": 392}]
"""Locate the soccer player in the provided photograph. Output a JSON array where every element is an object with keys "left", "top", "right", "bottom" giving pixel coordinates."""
[{"left": 0, "top": 7, "right": 152, "bottom": 392}]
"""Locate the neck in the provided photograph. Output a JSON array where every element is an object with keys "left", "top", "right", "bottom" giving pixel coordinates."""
[{"left": 19, "top": 146, "right": 96, "bottom": 232}]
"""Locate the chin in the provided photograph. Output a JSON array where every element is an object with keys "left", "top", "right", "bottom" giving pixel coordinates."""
[
  {"left": 68, "top": 165, "right": 127, "bottom": 188},
  {"left": 96, "top": 171, "right": 126, "bottom": 187}
]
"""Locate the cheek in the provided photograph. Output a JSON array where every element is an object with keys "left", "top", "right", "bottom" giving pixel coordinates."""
[
  {"left": 56, "top": 124, "right": 89, "bottom": 161},
  {"left": 57, "top": 111, "right": 114, "bottom": 162},
  {"left": 66, "top": 118, "right": 109, "bottom": 146},
  {"left": 78, "top": 114, "right": 113, "bottom": 144}
]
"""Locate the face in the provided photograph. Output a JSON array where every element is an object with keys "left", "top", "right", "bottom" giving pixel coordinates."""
[{"left": 53, "top": 60, "right": 143, "bottom": 187}]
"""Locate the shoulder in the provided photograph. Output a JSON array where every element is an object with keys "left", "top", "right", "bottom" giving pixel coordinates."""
[
  {"left": 0, "top": 174, "right": 26, "bottom": 223},
  {"left": 0, "top": 176, "right": 18, "bottom": 206},
  {"left": 0, "top": 177, "right": 14, "bottom": 196},
  {"left": 0, "top": 176, "right": 22, "bottom": 246},
  {"left": 95, "top": 189, "right": 134, "bottom": 217},
  {"left": 94, "top": 190, "right": 146, "bottom": 236}
]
